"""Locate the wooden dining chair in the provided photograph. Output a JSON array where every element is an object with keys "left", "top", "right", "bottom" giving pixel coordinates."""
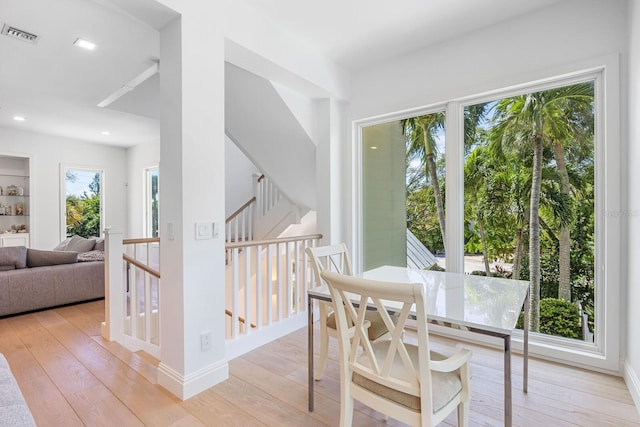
[
  {"left": 321, "top": 270, "right": 472, "bottom": 427},
  {"left": 306, "top": 243, "right": 390, "bottom": 380}
]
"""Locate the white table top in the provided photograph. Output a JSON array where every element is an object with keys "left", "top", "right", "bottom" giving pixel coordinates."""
[{"left": 309, "top": 265, "right": 530, "bottom": 334}]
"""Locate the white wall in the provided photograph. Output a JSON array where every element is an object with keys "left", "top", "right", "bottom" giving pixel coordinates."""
[
  {"left": 126, "top": 139, "right": 160, "bottom": 237},
  {"left": 626, "top": 0, "right": 640, "bottom": 409},
  {"left": 351, "top": 0, "right": 627, "bottom": 119},
  {"left": 225, "top": 135, "right": 259, "bottom": 218},
  {"left": 126, "top": 137, "right": 257, "bottom": 235},
  {"left": 347, "top": 0, "right": 628, "bottom": 372},
  {"left": 0, "top": 126, "right": 127, "bottom": 250}
]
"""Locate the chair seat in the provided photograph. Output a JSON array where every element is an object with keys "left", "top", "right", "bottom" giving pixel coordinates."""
[
  {"left": 327, "top": 310, "right": 389, "bottom": 341},
  {"left": 352, "top": 341, "right": 462, "bottom": 413}
]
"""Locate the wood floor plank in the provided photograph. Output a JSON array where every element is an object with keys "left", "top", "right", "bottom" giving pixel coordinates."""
[{"left": 180, "top": 388, "right": 269, "bottom": 427}]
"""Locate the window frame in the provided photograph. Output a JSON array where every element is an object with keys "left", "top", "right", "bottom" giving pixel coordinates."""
[
  {"left": 60, "top": 164, "right": 105, "bottom": 242},
  {"left": 352, "top": 55, "right": 621, "bottom": 373}
]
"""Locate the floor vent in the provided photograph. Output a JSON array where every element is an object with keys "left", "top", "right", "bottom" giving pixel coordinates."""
[{"left": 1, "top": 24, "right": 39, "bottom": 44}]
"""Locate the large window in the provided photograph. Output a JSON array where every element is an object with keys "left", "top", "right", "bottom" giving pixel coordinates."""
[
  {"left": 357, "top": 63, "right": 620, "bottom": 370},
  {"left": 63, "top": 167, "right": 103, "bottom": 239}
]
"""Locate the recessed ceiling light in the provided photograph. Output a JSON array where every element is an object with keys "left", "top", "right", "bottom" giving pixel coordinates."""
[
  {"left": 101, "top": 131, "right": 110, "bottom": 136},
  {"left": 73, "top": 38, "right": 96, "bottom": 50},
  {"left": 370, "top": 146, "right": 378, "bottom": 150},
  {"left": 13, "top": 116, "right": 25, "bottom": 122}
]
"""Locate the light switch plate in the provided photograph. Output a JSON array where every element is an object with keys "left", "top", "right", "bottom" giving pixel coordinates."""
[{"left": 195, "top": 222, "right": 213, "bottom": 240}]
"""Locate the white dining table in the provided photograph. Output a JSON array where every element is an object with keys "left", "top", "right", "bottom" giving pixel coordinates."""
[{"left": 307, "top": 265, "right": 530, "bottom": 427}]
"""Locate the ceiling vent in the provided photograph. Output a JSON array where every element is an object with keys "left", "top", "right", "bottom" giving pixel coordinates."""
[{"left": 1, "top": 24, "right": 39, "bottom": 44}]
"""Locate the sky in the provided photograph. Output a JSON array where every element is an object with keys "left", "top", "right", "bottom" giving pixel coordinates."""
[{"left": 66, "top": 169, "right": 100, "bottom": 197}]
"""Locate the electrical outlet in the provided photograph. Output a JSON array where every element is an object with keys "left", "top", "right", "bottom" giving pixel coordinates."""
[{"left": 200, "top": 331, "right": 212, "bottom": 352}]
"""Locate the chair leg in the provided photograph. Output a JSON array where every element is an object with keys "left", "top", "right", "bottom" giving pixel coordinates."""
[
  {"left": 315, "top": 328, "right": 329, "bottom": 380},
  {"left": 457, "top": 402, "right": 469, "bottom": 427},
  {"left": 340, "top": 395, "right": 354, "bottom": 427}
]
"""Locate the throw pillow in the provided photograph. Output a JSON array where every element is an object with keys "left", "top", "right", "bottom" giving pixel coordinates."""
[
  {"left": 64, "top": 235, "right": 96, "bottom": 253},
  {"left": 0, "top": 246, "right": 28, "bottom": 269},
  {"left": 27, "top": 249, "right": 78, "bottom": 268},
  {"left": 53, "top": 237, "right": 71, "bottom": 251},
  {"left": 89, "top": 236, "right": 105, "bottom": 251}
]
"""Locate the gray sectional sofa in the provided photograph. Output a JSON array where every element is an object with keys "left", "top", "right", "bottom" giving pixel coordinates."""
[{"left": 0, "top": 236, "right": 105, "bottom": 317}]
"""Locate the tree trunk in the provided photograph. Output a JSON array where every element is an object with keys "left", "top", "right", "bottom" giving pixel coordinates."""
[
  {"left": 426, "top": 153, "right": 446, "bottom": 254},
  {"left": 512, "top": 207, "right": 529, "bottom": 280},
  {"left": 553, "top": 142, "right": 572, "bottom": 301},
  {"left": 478, "top": 214, "right": 492, "bottom": 277},
  {"left": 513, "top": 227, "right": 523, "bottom": 280},
  {"left": 529, "top": 135, "right": 543, "bottom": 332}
]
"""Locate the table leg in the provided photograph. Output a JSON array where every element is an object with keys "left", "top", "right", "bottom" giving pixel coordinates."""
[
  {"left": 523, "top": 288, "right": 529, "bottom": 393},
  {"left": 308, "top": 295, "right": 314, "bottom": 412},
  {"left": 504, "top": 334, "right": 512, "bottom": 427}
]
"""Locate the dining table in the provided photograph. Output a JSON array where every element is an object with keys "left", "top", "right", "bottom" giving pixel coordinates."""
[{"left": 307, "top": 265, "right": 530, "bottom": 427}]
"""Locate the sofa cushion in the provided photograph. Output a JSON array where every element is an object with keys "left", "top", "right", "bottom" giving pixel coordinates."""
[
  {"left": 27, "top": 249, "right": 78, "bottom": 268},
  {"left": 52, "top": 237, "right": 71, "bottom": 251},
  {"left": 0, "top": 246, "right": 27, "bottom": 269},
  {"left": 89, "top": 236, "right": 104, "bottom": 251},
  {"left": 54, "top": 235, "right": 95, "bottom": 253}
]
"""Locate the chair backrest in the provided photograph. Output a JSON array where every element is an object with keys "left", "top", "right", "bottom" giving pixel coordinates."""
[
  {"left": 306, "top": 243, "right": 353, "bottom": 288},
  {"left": 320, "top": 270, "right": 435, "bottom": 415}
]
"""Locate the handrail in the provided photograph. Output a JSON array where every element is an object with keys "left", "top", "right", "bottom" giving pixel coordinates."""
[
  {"left": 123, "top": 237, "right": 160, "bottom": 245},
  {"left": 225, "top": 233, "right": 322, "bottom": 250},
  {"left": 226, "top": 197, "right": 256, "bottom": 224},
  {"left": 123, "top": 253, "right": 160, "bottom": 279},
  {"left": 225, "top": 309, "right": 257, "bottom": 329}
]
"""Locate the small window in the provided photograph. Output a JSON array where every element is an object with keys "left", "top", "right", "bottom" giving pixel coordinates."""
[
  {"left": 145, "top": 167, "right": 159, "bottom": 238},
  {"left": 64, "top": 168, "right": 103, "bottom": 238}
]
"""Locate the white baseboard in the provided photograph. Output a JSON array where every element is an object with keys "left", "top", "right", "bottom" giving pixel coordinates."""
[
  {"left": 157, "top": 359, "right": 229, "bottom": 400},
  {"left": 624, "top": 360, "right": 640, "bottom": 414}
]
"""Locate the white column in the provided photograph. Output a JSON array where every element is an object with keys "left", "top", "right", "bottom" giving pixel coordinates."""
[
  {"left": 316, "top": 98, "right": 346, "bottom": 246},
  {"left": 101, "top": 228, "right": 124, "bottom": 342},
  {"left": 155, "top": 1, "right": 227, "bottom": 400}
]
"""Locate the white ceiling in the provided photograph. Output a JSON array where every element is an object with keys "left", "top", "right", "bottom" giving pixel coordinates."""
[{"left": 0, "top": 0, "right": 563, "bottom": 147}]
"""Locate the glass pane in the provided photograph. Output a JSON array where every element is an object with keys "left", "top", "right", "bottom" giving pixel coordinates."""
[
  {"left": 463, "top": 81, "right": 595, "bottom": 342},
  {"left": 362, "top": 111, "right": 446, "bottom": 271},
  {"left": 65, "top": 169, "right": 102, "bottom": 238},
  {"left": 404, "top": 112, "right": 446, "bottom": 271}
]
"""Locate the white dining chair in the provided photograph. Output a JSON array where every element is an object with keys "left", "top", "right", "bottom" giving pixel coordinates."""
[
  {"left": 321, "top": 270, "right": 472, "bottom": 427},
  {"left": 306, "top": 243, "right": 389, "bottom": 380}
]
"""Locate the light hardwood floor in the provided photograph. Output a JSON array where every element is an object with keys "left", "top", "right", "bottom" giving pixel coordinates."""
[{"left": 0, "top": 300, "right": 638, "bottom": 426}]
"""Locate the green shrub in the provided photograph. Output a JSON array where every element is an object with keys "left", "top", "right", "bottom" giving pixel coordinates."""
[
  {"left": 427, "top": 263, "right": 445, "bottom": 272},
  {"left": 539, "top": 298, "right": 581, "bottom": 339}
]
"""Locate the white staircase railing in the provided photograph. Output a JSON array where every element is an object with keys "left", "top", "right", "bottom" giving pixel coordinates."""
[
  {"left": 225, "top": 233, "right": 322, "bottom": 358},
  {"left": 226, "top": 196, "right": 256, "bottom": 244},
  {"left": 254, "top": 173, "right": 282, "bottom": 217},
  {"left": 102, "top": 229, "right": 160, "bottom": 358}
]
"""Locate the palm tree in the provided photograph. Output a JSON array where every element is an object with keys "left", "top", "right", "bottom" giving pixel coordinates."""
[
  {"left": 403, "top": 113, "right": 446, "bottom": 252},
  {"left": 491, "top": 83, "right": 593, "bottom": 332},
  {"left": 550, "top": 88, "right": 594, "bottom": 300},
  {"left": 464, "top": 147, "right": 492, "bottom": 276}
]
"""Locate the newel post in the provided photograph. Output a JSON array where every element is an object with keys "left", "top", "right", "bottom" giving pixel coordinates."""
[{"left": 101, "top": 227, "right": 125, "bottom": 342}]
